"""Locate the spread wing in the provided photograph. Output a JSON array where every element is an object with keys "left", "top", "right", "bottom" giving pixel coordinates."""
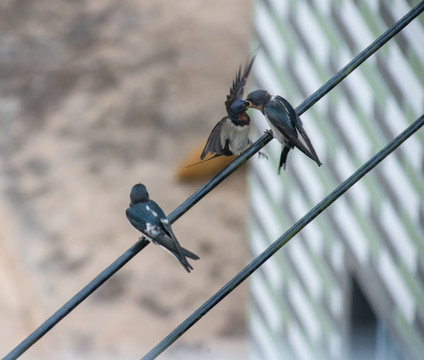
[
  {"left": 200, "top": 117, "right": 228, "bottom": 159},
  {"left": 200, "top": 53, "right": 256, "bottom": 161},
  {"left": 224, "top": 54, "right": 256, "bottom": 111}
]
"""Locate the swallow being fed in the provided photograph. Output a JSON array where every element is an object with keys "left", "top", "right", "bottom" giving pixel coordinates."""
[
  {"left": 200, "top": 55, "right": 256, "bottom": 162},
  {"left": 246, "top": 90, "right": 322, "bottom": 173},
  {"left": 126, "top": 183, "right": 199, "bottom": 272}
]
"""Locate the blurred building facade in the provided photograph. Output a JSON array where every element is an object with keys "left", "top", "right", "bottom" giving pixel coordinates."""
[{"left": 247, "top": 1, "right": 424, "bottom": 359}]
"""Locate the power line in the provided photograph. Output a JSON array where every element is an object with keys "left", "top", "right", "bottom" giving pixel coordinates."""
[
  {"left": 142, "top": 115, "right": 423, "bottom": 360},
  {"left": 3, "top": 1, "right": 424, "bottom": 359}
]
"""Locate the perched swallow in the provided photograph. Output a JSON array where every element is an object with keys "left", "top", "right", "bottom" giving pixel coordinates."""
[
  {"left": 126, "top": 183, "right": 199, "bottom": 272},
  {"left": 200, "top": 55, "right": 256, "bottom": 161},
  {"left": 246, "top": 90, "right": 322, "bottom": 173}
]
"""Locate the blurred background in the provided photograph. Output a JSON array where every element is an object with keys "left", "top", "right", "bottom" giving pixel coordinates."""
[
  {"left": 247, "top": 1, "right": 424, "bottom": 360},
  {"left": 0, "top": 0, "right": 252, "bottom": 359},
  {"left": 1, "top": 1, "right": 424, "bottom": 360}
]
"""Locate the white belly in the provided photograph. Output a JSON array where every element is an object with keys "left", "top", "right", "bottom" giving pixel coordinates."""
[
  {"left": 266, "top": 115, "right": 289, "bottom": 146},
  {"left": 266, "top": 96, "right": 291, "bottom": 146},
  {"left": 268, "top": 121, "right": 288, "bottom": 145},
  {"left": 222, "top": 121, "right": 250, "bottom": 155}
]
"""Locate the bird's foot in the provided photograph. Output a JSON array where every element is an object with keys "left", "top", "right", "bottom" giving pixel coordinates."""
[
  {"left": 264, "top": 129, "right": 274, "bottom": 136},
  {"left": 257, "top": 151, "right": 268, "bottom": 160}
]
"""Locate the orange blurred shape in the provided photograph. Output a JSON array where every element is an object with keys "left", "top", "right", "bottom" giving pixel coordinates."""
[{"left": 175, "top": 142, "right": 238, "bottom": 182}]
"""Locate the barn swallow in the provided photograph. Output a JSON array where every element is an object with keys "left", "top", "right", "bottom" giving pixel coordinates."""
[
  {"left": 246, "top": 90, "right": 322, "bottom": 173},
  {"left": 126, "top": 183, "right": 199, "bottom": 272},
  {"left": 200, "top": 55, "right": 256, "bottom": 162}
]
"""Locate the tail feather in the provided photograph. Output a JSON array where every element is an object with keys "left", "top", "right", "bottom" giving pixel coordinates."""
[
  {"left": 185, "top": 153, "right": 222, "bottom": 168},
  {"left": 153, "top": 236, "right": 199, "bottom": 273},
  {"left": 180, "top": 246, "right": 200, "bottom": 260},
  {"left": 293, "top": 138, "right": 322, "bottom": 167},
  {"left": 177, "top": 257, "right": 194, "bottom": 273},
  {"left": 175, "top": 247, "right": 199, "bottom": 273},
  {"left": 278, "top": 146, "right": 291, "bottom": 174},
  {"left": 278, "top": 138, "right": 321, "bottom": 174},
  {"left": 168, "top": 247, "right": 198, "bottom": 273},
  {"left": 297, "top": 127, "right": 322, "bottom": 166}
]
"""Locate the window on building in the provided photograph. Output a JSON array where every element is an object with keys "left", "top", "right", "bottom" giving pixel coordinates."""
[{"left": 349, "top": 278, "right": 403, "bottom": 360}]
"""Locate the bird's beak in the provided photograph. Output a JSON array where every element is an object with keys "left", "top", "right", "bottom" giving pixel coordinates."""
[
  {"left": 246, "top": 101, "right": 261, "bottom": 110},
  {"left": 243, "top": 100, "right": 251, "bottom": 108}
]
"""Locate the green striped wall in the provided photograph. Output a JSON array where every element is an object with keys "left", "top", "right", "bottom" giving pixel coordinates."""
[{"left": 248, "top": 1, "right": 424, "bottom": 359}]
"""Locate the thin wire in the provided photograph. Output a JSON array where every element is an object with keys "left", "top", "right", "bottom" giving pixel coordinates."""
[
  {"left": 4, "top": 2, "right": 424, "bottom": 359},
  {"left": 2, "top": 238, "right": 150, "bottom": 360},
  {"left": 142, "top": 115, "right": 423, "bottom": 360}
]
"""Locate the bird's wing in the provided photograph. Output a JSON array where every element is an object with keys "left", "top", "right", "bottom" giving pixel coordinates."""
[
  {"left": 126, "top": 203, "right": 197, "bottom": 272},
  {"left": 295, "top": 124, "right": 322, "bottom": 165},
  {"left": 159, "top": 218, "right": 177, "bottom": 243},
  {"left": 224, "top": 55, "right": 256, "bottom": 111},
  {"left": 147, "top": 201, "right": 182, "bottom": 248},
  {"left": 126, "top": 202, "right": 164, "bottom": 237},
  {"left": 200, "top": 117, "right": 227, "bottom": 159},
  {"left": 145, "top": 200, "right": 197, "bottom": 260},
  {"left": 266, "top": 99, "right": 318, "bottom": 161},
  {"left": 275, "top": 96, "right": 322, "bottom": 166},
  {"left": 159, "top": 218, "right": 186, "bottom": 256},
  {"left": 126, "top": 206, "right": 149, "bottom": 235},
  {"left": 264, "top": 100, "right": 299, "bottom": 140},
  {"left": 146, "top": 200, "right": 167, "bottom": 219},
  {"left": 273, "top": 96, "right": 298, "bottom": 128}
]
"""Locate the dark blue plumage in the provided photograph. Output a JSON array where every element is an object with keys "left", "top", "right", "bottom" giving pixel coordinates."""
[
  {"left": 246, "top": 90, "right": 322, "bottom": 173},
  {"left": 126, "top": 183, "right": 199, "bottom": 272}
]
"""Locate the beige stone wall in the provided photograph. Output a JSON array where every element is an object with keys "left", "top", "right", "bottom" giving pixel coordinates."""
[{"left": 0, "top": 1, "right": 253, "bottom": 358}]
